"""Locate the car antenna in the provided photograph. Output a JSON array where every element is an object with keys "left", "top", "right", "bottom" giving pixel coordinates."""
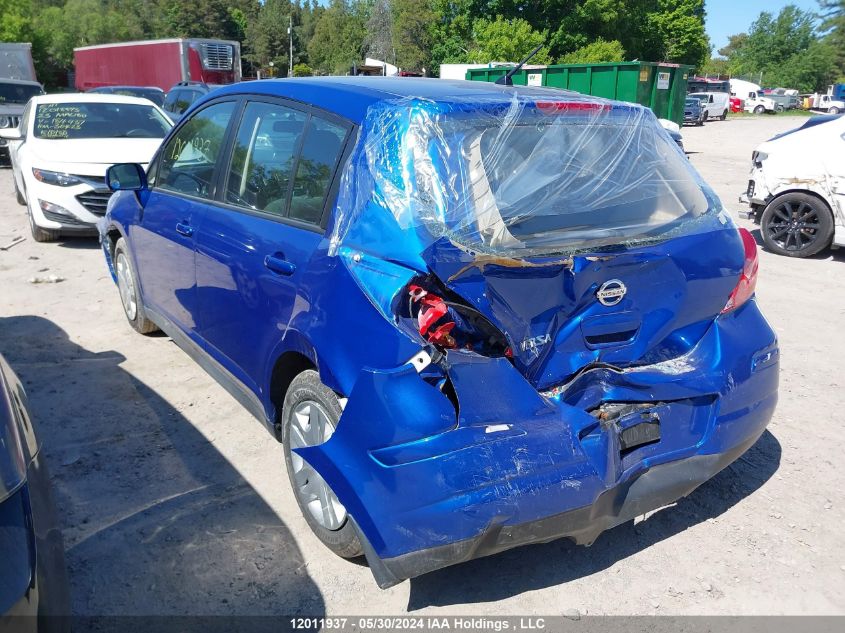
[{"left": 495, "top": 44, "right": 544, "bottom": 86}]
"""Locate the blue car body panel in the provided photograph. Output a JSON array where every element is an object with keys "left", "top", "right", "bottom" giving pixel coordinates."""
[{"left": 101, "top": 77, "right": 779, "bottom": 586}]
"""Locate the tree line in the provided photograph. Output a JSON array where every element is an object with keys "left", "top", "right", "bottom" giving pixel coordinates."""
[
  {"left": 1, "top": 1, "right": 842, "bottom": 91},
  {"left": 703, "top": 1, "right": 844, "bottom": 93}
]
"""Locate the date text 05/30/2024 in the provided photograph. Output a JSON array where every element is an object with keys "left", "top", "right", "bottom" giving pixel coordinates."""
[{"left": 290, "top": 617, "right": 549, "bottom": 631}]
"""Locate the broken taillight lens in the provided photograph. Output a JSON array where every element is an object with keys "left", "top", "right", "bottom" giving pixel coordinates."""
[
  {"left": 405, "top": 280, "right": 511, "bottom": 356},
  {"left": 409, "top": 285, "right": 457, "bottom": 349},
  {"left": 722, "top": 228, "right": 759, "bottom": 314}
]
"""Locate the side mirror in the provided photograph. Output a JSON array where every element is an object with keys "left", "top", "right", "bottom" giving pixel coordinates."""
[
  {"left": 0, "top": 127, "right": 22, "bottom": 141},
  {"left": 106, "top": 163, "right": 147, "bottom": 192}
]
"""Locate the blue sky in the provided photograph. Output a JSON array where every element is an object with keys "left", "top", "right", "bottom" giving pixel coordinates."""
[{"left": 706, "top": 0, "right": 823, "bottom": 53}]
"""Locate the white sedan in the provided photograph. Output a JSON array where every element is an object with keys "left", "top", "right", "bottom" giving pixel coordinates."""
[
  {"left": 0, "top": 93, "right": 172, "bottom": 241},
  {"left": 740, "top": 114, "right": 845, "bottom": 257}
]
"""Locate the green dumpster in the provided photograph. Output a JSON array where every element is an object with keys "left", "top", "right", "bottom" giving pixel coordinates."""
[{"left": 465, "top": 62, "right": 692, "bottom": 126}]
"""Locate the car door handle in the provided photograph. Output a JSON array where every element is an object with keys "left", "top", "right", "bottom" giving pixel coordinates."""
[
  {"left": 264, "top": 254, "right": 296, "bottom": 276},
  {"left": 175, "top": 222, "right": 193, "bottom": 237}
]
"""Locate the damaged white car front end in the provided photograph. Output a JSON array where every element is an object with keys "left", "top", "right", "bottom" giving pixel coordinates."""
[{"left": 740, "top": 115, "right": 845, "bottom": 257}]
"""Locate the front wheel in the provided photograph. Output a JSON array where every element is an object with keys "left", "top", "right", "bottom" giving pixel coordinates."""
[
  {"left": 830, "top": 107, "right": 840, "bottom": 114},
  {"left": 114, "top": 238, "right": 158, "bottom": 334},
  {"left": 27, "top": 205, "right": 59, "bottom": 242},
  {"left": 282, "top": 370, "right": 362, "bottom": 559},
  {"left": 754, "top": 105, "right": 766, "bottom": 114},
  {"left": 14, "top": 179, "right": 25, "bottom": 205},
  {"left": 760, "top": 193, "right": 833, "bottom": 258}
]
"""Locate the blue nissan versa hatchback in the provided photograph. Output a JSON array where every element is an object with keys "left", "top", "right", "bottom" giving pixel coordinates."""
[{"left": 100, "top": 78, "right": 779, "bottom": 587}]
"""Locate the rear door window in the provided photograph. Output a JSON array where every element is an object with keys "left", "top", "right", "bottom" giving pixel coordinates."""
[
  {"left": 163, "top": 90, "right": 182, "bottom": 113},
  {"left": 157, "top": 101, "right": 236, "bottom": 200},
  {"left": 224, "top": 101, "right": 307, "bottom": 214},
  {"left": 289, "top": 115, "right": 348, "bottom": 224}
]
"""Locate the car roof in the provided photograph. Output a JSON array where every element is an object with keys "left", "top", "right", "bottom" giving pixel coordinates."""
[
  {"left": 31, "top": 93, "right": 158, "bottom": 106},
  {"left": 92, "top": 85, "right": 164, "bottom": 92},
  {"left": 208, "top": 77, "right": 620, "bottom": 124},
  {"left": 0, "top": 78, "right": 42, "bottom": 87}
]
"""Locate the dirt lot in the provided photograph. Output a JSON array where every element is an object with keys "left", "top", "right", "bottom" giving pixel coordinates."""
[{"left": 0, "top": 114, "right": 843, "bottom": 617}]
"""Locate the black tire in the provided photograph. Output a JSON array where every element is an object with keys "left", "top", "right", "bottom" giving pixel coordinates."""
[
  {"left": 775, "top": 104, "right": 784, "bottom": 113},
  {"left": 113, "top": 238, "right": 158, "bottom": 334},
  {"left": 830, "top": 107, "right": 840, "bottom": 114},
  {"left": 27, "top": 204, "right": 60, "bottom": 242},
  {"left": 282, "top": 370, "right": 362, "bottom": 559},
  {"left": 14, "top": 179, "right": 25, "bottom": 205},
  {"left": 720, "top": 109, "right": 728, "bottom": 120},
  {"left": 754, "top": 105, "right": 766, "bottom": 114},
  {"left": 760, "top": 192, "right": 833, "bottom": 258},
  {"left": 702, "top": 111, "right": 709, "bottom": 122}
]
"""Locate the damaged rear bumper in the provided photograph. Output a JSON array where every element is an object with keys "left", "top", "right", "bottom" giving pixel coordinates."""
[
  {"left": 361, "top": 433, "right": 760, "bottom": 587},
  {"left": 295, "top": 302, "right": 779, "bottom": 587}
]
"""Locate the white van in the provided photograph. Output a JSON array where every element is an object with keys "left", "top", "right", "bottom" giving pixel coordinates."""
[
  {"left": 739, "top": 114, "right": 845, "bottom": 257},
  {"left": 687, "top": 92, "right": 730, "bottom": 120}
]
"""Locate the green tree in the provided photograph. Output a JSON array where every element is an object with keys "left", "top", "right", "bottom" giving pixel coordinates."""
[
  {"left": 550, "top": 0, "right": 627, "bottom": 57},
  {"left": 640, "top": 0, "right": 709, "bottom": 67},
  {"left": 307, "top": 0, "right": 366, "bottom": 75},
  {"left": 34, "top": 0, "right": 145, "bottom": 69},
  {"left": 819, "top": 0, "right": 845, "bottom": 79},
  {"left": 292, "top": 62, "right": 313, "bottom": 76},
  {"left": 391, "top": 0, "right": 434, "bottom": 72},
  {"left": 155, "top": 0, "right": 248, "bottom": 40},
  {"left": 699, "top": 56, "right": 729, "bottom": 76},
  {"left": 718, "top": 33, "right": 749, "bottom": 59},
  {"left": 428, "top": 0, "right": 474, "bottom": 68},
  {"left": 427, "top": 0, "right": 708, "bottom": 66},
  {"left": 468, "top": 16, "right": 551, "bottom": 65},
  {"left": 558, "top": 38, "right": 625, "bottom": 64},
  {"left": 726, "top": 5, "right": 837, "bottom": 91},
  {"left": 245, "top": 0, "right": 292, "bottom": 72}
]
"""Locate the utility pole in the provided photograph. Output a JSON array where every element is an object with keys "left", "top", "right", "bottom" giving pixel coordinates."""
[{"left": 288, "top": 15, "right": 293, "bottom": 77}]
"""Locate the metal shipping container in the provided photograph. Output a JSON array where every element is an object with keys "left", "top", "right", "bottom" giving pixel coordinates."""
[
  {"left": 465, "top": 62, "right": 693, "bottom": 125},
  {"left": 0, "top": 43, "right": 37, "bottom": 82}
]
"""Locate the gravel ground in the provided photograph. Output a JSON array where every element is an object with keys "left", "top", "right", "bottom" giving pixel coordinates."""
[{"left": 0, "top": 114, "right": 843, "bottom": 617}]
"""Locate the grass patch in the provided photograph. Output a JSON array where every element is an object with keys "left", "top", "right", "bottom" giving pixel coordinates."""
[{"left": 728, "top": 109, "right": 818, "bottom": 118}]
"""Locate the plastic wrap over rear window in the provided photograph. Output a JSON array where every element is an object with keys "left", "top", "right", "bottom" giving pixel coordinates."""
[{"left": 329, "top": 90, "right": 723, "bottom": 258}]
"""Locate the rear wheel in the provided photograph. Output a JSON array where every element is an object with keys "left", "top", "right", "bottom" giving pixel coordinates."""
[
  {"left": 114, "top": 238, "right": 158, "bottom": 334},
  {"left": 719, "top": 109, "right": 728, "bottom": 120},
  {"left": 761, "top": 193, "right": 833, "bottom": 258},
  {"left": 282, "top": 370, "right": 362, "bottom": 559}
]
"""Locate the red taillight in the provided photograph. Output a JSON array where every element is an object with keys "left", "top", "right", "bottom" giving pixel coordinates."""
[
  {"left": 405, "top": 280, "right": 511, "bottom": 356},
  {"left": 409, "top": 285, "right": 457, "bottom": 349},
  {"left": 535, "top": 101, "right": 610, "bottom": 114},
  {"left": 722, "top": 228, "right": 759, "bottom": 314}
]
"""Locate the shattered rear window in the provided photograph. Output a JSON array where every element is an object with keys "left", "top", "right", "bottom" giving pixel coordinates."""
[{"left": 330, "top": 92, "right": 717, "bottom": 257}]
